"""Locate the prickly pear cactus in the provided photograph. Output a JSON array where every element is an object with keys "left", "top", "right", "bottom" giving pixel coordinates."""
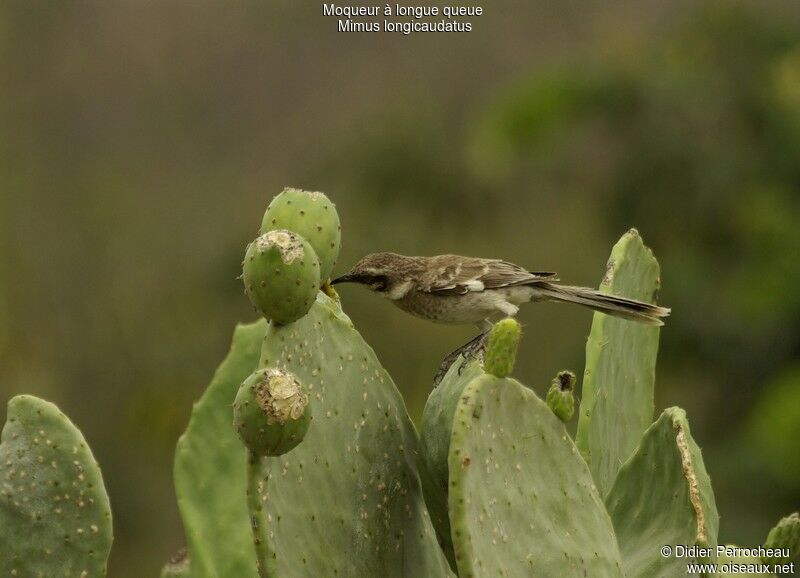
[
  {"left": 243, "top": 230, "right": 321, "bottom": 324},
  {"left": 546, "top": 370, "right": 576, "bottom": 422},
  {"left": 576, "top": 228, "right": 663, "bottom": 496},
  {"left": 173, "top": 320, "right": 266, "bottom": 578},
  {"left": 482, "top": 318, "right": 520, "bottom": 377},
  {"left": 605, "top": 407, "right": 719, "bottom": 578},
  {"left": 260, "top": 187, "right": 341, "bottom": 281},
  {"left": 233, "top": 367, "right": 311, "bottom": 457},
  {"left": 0, "top": 395, "right": 113, "bottom": 577},
  {"left": 248, "top": 292, "right": 454, "bottom": 577},
  {"left": 762, "top": 512, "right": 799, "bottom": 569},
  {"left": 447, "top": 321, "right": 624, "bottom": 578},
  {"left": 419, "top": 356, "right": 484, "bottom": 567}
]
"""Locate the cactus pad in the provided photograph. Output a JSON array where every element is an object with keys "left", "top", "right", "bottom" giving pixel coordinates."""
[
  {"left": 249, "top": 292, "right": 454, "bottom": 577},
  {"left": 419, "top": 356, "right": 484, "bottom": 566},
  {"left": 448, "top": 374, "right": 624, "bottom": 577},
  {"left": 605, "top": 407, "right": 719, "bottom": 578},
  {"left": 233, "top": 368, "right": 311, "bottom": 457},
  {"left": 243, "top": 230, "right": 321, "bottom": 325},
  {"left": 174, "top": 320, "right": 266, "bottom": 578},
  {"left": 576, "top": 228, "right": 663, "bottom": 496},
  {"left": 0, "top": 395, "right": 113, "bottom": 577},
  {"left": 261, "top": 187, "right": 342, "bottom": 281}
]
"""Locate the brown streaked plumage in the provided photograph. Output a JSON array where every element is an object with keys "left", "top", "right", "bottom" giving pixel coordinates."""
[{"left": 332, "top": 252, "right": 670, "bottom": 330}]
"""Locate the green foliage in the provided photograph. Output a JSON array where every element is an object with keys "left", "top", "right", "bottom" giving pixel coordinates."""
[
  {"left": 243, "top": 230, "right": 321, "bottom": 325},
  {"left": 173, "top": 320, "right": 266, "bottom": 578},
  {"left": 449, "top": 372, "right": 624, "bottom": 577},
  {"left": 576, "top": 229, "right": 662, "bottom": 497},
  {"left": 248, "top": 292, "right": 453, "bottom": 577},
  {"left": 482, "top": 318, "right": 520, "bottom": 378},
  {"left": 546, "top": 370, "right": 576, "bottom": 422},
  {"left": 746, "top": 366, "right": 800, "bottom": 487},
  {"left": 5, "top": 188, "right": 792, "bottom": 577},
  {"left": 0, "top": 395, "right": 112, "bottom": 577},
  {"left": 260, "top": 188, "right": 342, "bottom": 281},
  {"left": 233, "top": 367, "right": 311, "bottom": 457},
  {"left": 605, "top": 408, "right": 719, "bottom": 577}
]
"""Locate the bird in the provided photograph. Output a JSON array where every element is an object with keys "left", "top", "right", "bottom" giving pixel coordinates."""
[{"left": 332, "top": 252, "right": 669, "bottom": 381}]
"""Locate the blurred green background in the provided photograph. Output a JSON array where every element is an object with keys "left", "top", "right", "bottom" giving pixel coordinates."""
[{"left": 2, "top": 1, "right": 799, "bottom": 575}]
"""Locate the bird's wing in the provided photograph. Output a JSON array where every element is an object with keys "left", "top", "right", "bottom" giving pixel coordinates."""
[{"left": 418, "top": 256, "right": 558, "bottom": 296}]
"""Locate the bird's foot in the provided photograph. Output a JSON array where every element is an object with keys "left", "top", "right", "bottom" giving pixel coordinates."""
[{"left": 433, "top": 331, "right": 490, "bottom": 386}]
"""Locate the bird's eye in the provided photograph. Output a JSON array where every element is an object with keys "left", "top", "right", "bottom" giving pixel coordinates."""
[{"left": 369, "top": 276, "right": 388, "bottom": 291}]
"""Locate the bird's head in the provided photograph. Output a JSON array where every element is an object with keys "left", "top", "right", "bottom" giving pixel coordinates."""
[{"left": 332, "top": 252, "right": 415, "bottom": 299}]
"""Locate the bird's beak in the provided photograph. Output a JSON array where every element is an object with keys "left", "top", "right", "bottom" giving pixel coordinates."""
[{"left": 331, "top": 273, "right": 353, "bottom": 285}]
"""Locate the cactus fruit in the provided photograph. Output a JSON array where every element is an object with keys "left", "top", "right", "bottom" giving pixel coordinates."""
[
  {"left": 248, "top": 292, "right": 454, "bottom": 577},
  {"left": 546, "top": 370, "right": 576, "bottom": 422},
  {"left": 576, "top": 229, "right": 663, "bottom": 496},
  {"left": 762, "top": 512, "right": 799, "bottom": 569},
  {"left": 448, "top": 373, "right": 624, "bottom": 578},
  {"left": 174, "top": 320, "right": 266, "bottom": 578},
  {"left": 242, "top": 229, "right": 321, "bottom": 322},
  {"left": 243, "top": 229, "right": 321, "bottom": 325},
  {"left": 0, "top": 395, "right": 113, "bottom": 577},
  {"left": 261, "top": 187, "right": 342, "bottom": 281},
  {"left": 233, "top": 368, "right": 311, "bottom": 457},
  {"left": 482, "top": 318, "right": 521, "bottom": 378},
  {"left": 605, "top": 407, "right": 719, "bottom": 578}
]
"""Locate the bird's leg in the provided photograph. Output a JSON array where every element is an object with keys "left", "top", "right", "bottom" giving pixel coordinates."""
[{"left": 433, "top": 321, "right": 493, "bottom": 386}]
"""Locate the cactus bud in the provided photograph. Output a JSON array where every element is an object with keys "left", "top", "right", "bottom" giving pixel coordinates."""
[
  {"left": 261, "top": 188, "right": 341, "bottom": 281},
  {"left": 762, "top": 512, "right": 799, "bottom": 569},
  {"left": 233, "top": 368, "right": 311, "bottom": 457},
  {"left": 242, "top": 229, "right": 321, "bottom": 325},
  {"left": 483, "top": 318, "right": 521, "bottom": 378},
  {"left": 546, "top": 370, "right": 576, "bottom": 422}
]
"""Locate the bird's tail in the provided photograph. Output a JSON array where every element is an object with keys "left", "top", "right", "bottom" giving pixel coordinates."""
[{"left": 533, "top": 282, "right": 670, "bottom": 326}]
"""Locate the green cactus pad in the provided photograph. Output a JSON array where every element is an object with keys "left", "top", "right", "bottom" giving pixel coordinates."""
[
  {"left": 546, "top": 370, "right": 576, "bottom": 422},
  {"left": 605, "top": 407, "right": 719, "bottom": 578},
  {"left": 261, "top": 187, "right": 342, "bottom": 281},
  {"left": 576, "top": 228, "right": 663, "bottom": 496},
  {"left": 448, "top": 374, "right": 624, "bottom": 578},
  {"left": 482, "top": 318, "right": 521, "bottom": 378},
  {"left": 419, "top": 356, "right": 484, "bottom": 567},
  {"left": 243, "top": 230, "right": 321, "bottom": 325},
  {"left": 0, "top": 395, "right": 113, "bottom": 577},
  {"left": 233, "top": 368, "right": 311, "bottom": 457},
  {"left": 174, "top": 320, "right": 266, "bottom": 578},
  {"left": 762, "top": 512, "right": 799, "bottom": 569},
  {"left": 716, "top": 545, "right": 771, "bottom": 577},
  {"left": 249, "top": 292, "right": 454, "bottom": 577}
]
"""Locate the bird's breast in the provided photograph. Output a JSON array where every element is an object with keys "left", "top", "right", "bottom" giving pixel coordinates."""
[{"left": 392, "top": 290, "right": 512, "bottom": 325}]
